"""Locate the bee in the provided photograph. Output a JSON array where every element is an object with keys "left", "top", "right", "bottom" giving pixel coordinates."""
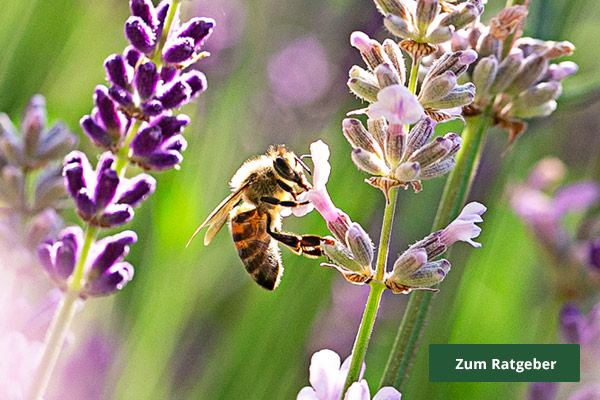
[{"left": 187, "top": 145, "right": 328, "bottom": 290}]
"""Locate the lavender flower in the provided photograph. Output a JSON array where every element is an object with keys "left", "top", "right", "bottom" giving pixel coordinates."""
[
  {"left": 297, "top": 349, "right": 401, "bottom": 400},
  {"left": 38, "top": 226, "right": 136, "bottom": 298},
  {"left": 368, "top": 85, "right": 424, "bottom": 125},
  {"left": 385, "top": 202, "right": 486, "bottom": 293},
  {"left": 63, "top": 151, "right": 155, "bottom": 227}
]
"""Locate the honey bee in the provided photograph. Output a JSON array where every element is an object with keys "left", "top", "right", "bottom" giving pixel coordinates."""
[{"left": 187, "top": 145, "right": 327, "bottom": 290}]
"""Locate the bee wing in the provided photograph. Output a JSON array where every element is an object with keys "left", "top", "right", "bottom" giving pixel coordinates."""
[{"left": 186, "top": 182, "right": 249, "bottom": 247}]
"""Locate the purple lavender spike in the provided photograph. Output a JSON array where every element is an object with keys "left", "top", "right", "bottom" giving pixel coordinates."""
[
  {"left": 98, "top": 204, "right": 133, "bottom": 227},
  {"left": 157, "top": 114, "right": 190, "bottom": 138},
  {"left": 140, "top": 100, "right": 164, "bottom": 117},
  {"left": 162, "top": 37, "right": 195, "bottom": 64},
  {"left": 87, "top": 262, "right": 134, "bottom": 297},
  {"left": 116, "top": 175, "right": 156, "bottom": 207},
  {"left": 182, "top": 71, "right": 207, "bottom": 97},
  {"left": 131, "top": 125, "right": 162, "bottom": 156},
  {"left": 178, "top": 17, "right": 214, "bottom": 48},
  {"left": 130, "top": 0, "right": 155, "bottom": 27},
  {"left": 108, "top": 85, "right": 134, "bottom": 109},
  {"left": 80, "top": 116, "right": 111, "bottom": 149},
  {"left": 94, "top": 86, "right": 123, "bottom": 137},
  {"left": 104, "top": 54, "right": 130, "bottom": 89},
  {"left": 134, "top": 62, "right": 159, "bottom": 100},
  {"left": 94, "top": 169, "right": 119, "bottom": 210},
  {"left": 158, "top": 81, "right": 191, "bottom": 109},
  {"left": 125, "top": 16, "right": 156, "bottom": 54},
  {"left": 160, "top": 67, "right": 177, "bottom": 83}
]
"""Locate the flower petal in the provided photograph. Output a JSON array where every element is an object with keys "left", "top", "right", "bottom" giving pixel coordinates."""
[
  {"left": 309, "top": 349, "right": 342, "bottom": 400},
  {"left": 310, "top": 140, "right": 331, "bottom": 189},
  {"left": 368, "top": 84, "right": 423, "bottom": 126},
  {"left": 344, "top": 381, "right": 370, "bottom": 400},
  {"left": 373, "top": 386, "right": 402, "bottom": 400}
]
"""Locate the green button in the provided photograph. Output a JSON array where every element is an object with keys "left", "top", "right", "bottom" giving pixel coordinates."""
[{"left": 429, "top": 344, "right": 580, "bottom": 382}]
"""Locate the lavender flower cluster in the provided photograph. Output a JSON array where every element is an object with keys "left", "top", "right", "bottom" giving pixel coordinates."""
[{"left": 39, "top": 0, "right": 214, "bottom": 299}]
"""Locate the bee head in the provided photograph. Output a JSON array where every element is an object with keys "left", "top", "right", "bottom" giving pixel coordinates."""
[{"left": 272, "top": 147, "right": 312, "bottom": 191}]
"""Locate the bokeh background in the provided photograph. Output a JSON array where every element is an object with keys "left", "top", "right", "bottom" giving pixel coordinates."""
[{"left": 1, "top": 0, "right": 599, "bottom": 398}]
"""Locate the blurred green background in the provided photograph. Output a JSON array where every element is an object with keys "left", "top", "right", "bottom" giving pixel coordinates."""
[{"left": 1, "top": 0, "right": 599, "bottom": 398}]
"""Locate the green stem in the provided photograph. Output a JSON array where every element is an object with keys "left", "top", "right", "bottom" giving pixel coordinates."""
[
  {"left": 27, "top": 225, "right": 98, "bottom": 400},
  {"left": 342, "top": 188, "right": 399, "bottom": 395},
  {"left": 379, "top": 110, "right": 493, "bottom": 390},
  {"left": 114, "top": 119, "right": 143, "bottom": 176}
]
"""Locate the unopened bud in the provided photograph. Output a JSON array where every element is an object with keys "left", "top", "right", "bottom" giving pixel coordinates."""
[
  {"left": 374, "top": 0, "right": 407, "bottom": 17},
  {"left": 22, "top": 95, "right": 46, "bottom": 158},
  {"left": 420, "top": 157, "right": 456, "bottom": 179},
  {"left": 472, "top": 56, "right": 498, "bottom": 99},
  {"left": 351, "top": 148, "right": 391, "bottom": 175},
  {"left": 37, "top": 123, "right": 78, "bottom": 162},
  {"left": 425, "top": 50, "right": 477, "bottom": 86},
  {"left": 419, "top": 71, "right": 457, "bottom": 105},
  {"left": 384, "top": 123, "right": 406, "bottom": 166},
  {"left": 342, "top": 118, "right": 383, "bottom": 156},
  {"left": 391, "top": 248, "right": 428, "bottom": 280},
  {"left": 416, "top": 0, "right": 439, "bottom": 34},
  {"left": 440, "top": 1, "right": 482, "bottom": 30},
  {"left": 425, "top": 26, "right": 454, "bottom": 44},
  {"left": 511, "top": 82, "right": 562, "bottom": 110},
  {"left": 406, "top": 117, "right": 435, "bottom": 156},
  {"left": 347, "top": 77, "right": 380, "bottom": 103},
  {"left": 322, "top": 237, "right": 363, "bottom": 273},
  {"left": 0, "top": 165, "right": 25, "bottom": 208},
  {"left": 382, "top": 39, "right": 406, "bottom": 85},
  {"left": 34, "top": 168, "right": 66, "bottom": 212},
  {"left": 508, "top": 100, "right": 557, "bottom": 119},
  {"left": 375, "top": 63, "right": 400, "bottom": 88},
  {"left": 367, "top": 117, "right": 388, "bottom": 149},
  {"left": 384, "top": 15, "right": 417, "bottom": 41},
  {"left": 508, "top": 54, "right": 548, "bottom": 94},
  {"left": 408, "top": 136, "right": 452, "bottom": 168},
  {"left": 351, "top": 31, "right": 387, "bottom": 71},
  {"left": 477, "top": 29, "right": 501, "bottom": 59},
  {"left": 421, "top": 83, "right": 475, "bottom": 109},
  {"left": 402, "top": 259, "right": 451, "bottom": 287},
  {"left": 0, "top": 136, "right": 25, "bottom": 166},
  {"left": 489, "top": 49, "right": 523, "bottom": 94},
  {"left": 394, "top": 161, "right": 420, "bottom": 181},
  {"left": 545, "top": 61, "right": 578, "bottom": 82},
  {"left": 345, "top": 223, "right": 374, "bottom": 266}
]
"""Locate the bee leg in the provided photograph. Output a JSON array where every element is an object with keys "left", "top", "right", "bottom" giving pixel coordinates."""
[
  {"left": 265, "top": 216, "right": 329, "bottom": 258},
  {"left": 276, "top": 179, "right": 299, "bottom": 200},
  {"left": 261, "top": 196, "right": 309, "bottom": 208}
]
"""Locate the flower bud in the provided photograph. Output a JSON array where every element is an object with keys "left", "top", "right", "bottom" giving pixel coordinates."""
[
  {"left": 384, "top": 123, "right": 406, "bottom": 166},
  {"left": 421, "top": 158, "right": 455, "bottom": 179},
  {"left": 508, "top": 100, "right": 557, "bottom": 119},
  {"left": 439, "top": 1, "right": 482, "bottom": 29},
  {"left": 382, "top": 39, "right": 406, "bottom": 85},
  {"left": 374, "top": 63, "right": 400, "bottom": 88},
  {"left": 402, "top": 259, "right": 451, "bottom": 287},
  {"left": 416, "top": 0, "right": 439, "bottom": 34},
  {"left": 125, "top": 16, "right": 156, "bottom": 54},
  {"left": 351, "top": 148, "right": 391, "bottom": 175},
  {"left": 374, "top": 0, "right": 407, "bottom": 18},
  {"left": 390, "top": 248, "right": 428, "bottom": 280},
  {"left": 419, "top": 71, "right": 457, "bottom": 105},
  {"left": 476, "top": 29, "right": 501, "bottom": 59},
  {"left": 322, "top": 237, "right": 363, "bottom": 273},
  {"left": 80, "top": 115, "right": 111, "bottom": 150},
  {"left": 367, "top": 117, "right": 388, "bottom": 149},
  {"left": 405, "top": 117, "right": 435, "bottom": 156},
  {"left": 511, "top": 81, "right": 562, "bottom": 110},
  {"left": 508, "top": 54, "right": 548, "bottom": 94},
  {"left": 158, "top": 81, "right": 192, "bottom": 109},
  {"left": 408, "top": 136, "right": 452, "bottom": 168},
  {"left": 489, "top": 49, "right": 523, "bottom": 94},
  {"left": 104, "top": 54, "right": 130, "bottom": 89},
  {"left": 345, "top": 223, "right": 374, "bottom": 266},
  {"left": 134, "top": 62, "right": 159, "bottom": 100},
  {"left": 22, "top": 95, "right": 46, "bottom": 158},
  {"left": 421, "top": 83, "right": 475, "bottom": 110},
  {"left": 347, "top": 77, "right": 380, "bottom": 103},
  {"left": 384, "top": 15, "right": 417, "bottom": 41},
  {"left": 36, "top": 123, "right": 77, "bottom": 162},
  {"left": 342, "top": 118, "right": 383, "bottom": 156},
  {"left": 0, "top": 165, "right": 25, "bottom": 208},
  {"left": 34, "top": 168, "right": 66, "bottom": 212},
  {"left": 394, "top": 161, "right": 420, "bottom": 181},
  {"left": 472, "top": 56, "right": 498, "bottom": 100},
  {"left": 545, "top": 61, "right": 578, "bottom": 82},
  {"left": 162, "top": 37, "right": 195, "bottom": 64},
  {"left": 425, "top": 26, "right": 454, "bottom": 44},
  {"left": 350, "top": 31, "right": 387, "bottom": 71}
]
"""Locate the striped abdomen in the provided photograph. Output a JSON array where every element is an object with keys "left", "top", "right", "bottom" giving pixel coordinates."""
[{"left": 230, "top": 207, "right": 283, "bottom": 290}]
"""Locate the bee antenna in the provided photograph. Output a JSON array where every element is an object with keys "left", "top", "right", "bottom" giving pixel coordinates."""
[{"left": 295, "top": 156, "right": 312, "bottom": 175}]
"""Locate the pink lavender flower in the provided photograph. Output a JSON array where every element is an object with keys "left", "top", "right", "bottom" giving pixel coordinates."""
[
  {"left": 297, "top": 349, "right": 401, "bottom": 400},
  {"left": 439, "top": 202, "right": 486, "bottom": 248},
  {"left": 368, "top": 84, "right": 424, "bottom": 125}
]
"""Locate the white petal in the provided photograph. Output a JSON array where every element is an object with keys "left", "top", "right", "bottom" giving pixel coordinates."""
[
  {"left": 373, "top": 386, "right": 402, "bottom": 400},
  {"left": 457, "top": 202, "right": 487, "bottom": 221},
  {"left": 297, "top": 387, "right": 320, "bottom": 400},
  {"left": 368, "top": 85, "right": 423, "bottom": 125},
  {"left": 309, "top": 349, "right": 342, "bottom": 399},
  {"left": 310, "top": 140, "right": 331, "bottom": 189},
  {"left": 344, "top": 381, "right": 371, "bottom": 400}
]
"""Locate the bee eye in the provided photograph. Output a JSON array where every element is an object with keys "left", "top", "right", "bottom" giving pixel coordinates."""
[{"left": 274, "top": 157, "right": 295, "bottom": 180}]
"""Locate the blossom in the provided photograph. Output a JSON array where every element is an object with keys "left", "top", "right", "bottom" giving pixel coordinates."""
[
  {"left": 297, "top": 349, "right": 401, "bottom": 400},
  {"left": 63, "top": 151, "right": 156, "bottom": 227},
  {"left": 368, "top": 85, "right": 424, "bottom": 126},
  {"left": 38, "top": 226, "right": 136, "bottom": 297},
  {"left": 385, "top": 202, "right": 486, "bottom": 293}
]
